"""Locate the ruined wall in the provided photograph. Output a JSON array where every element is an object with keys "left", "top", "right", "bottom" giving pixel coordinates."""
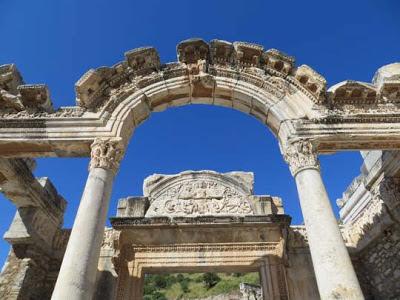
[
  {"left": 0, "top": 159, "right": 69, "bottom": 300},
  {"left": 339, "top": 151, "right": 400, "bottom": 299},
  {"left": 353, "top": 225, "right": 400, "bottom": 299},
  {"left": 0, "top": 247, "right": 59, "bottom": 300}
]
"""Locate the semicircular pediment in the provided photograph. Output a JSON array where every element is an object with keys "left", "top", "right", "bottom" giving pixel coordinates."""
[{"left": 144, "top": 170, "right": 255, "bottom": 217}]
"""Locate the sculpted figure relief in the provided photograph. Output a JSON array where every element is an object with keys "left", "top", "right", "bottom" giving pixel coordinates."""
[{"left": 145, "top": 172, "right": 254, "bottom": 217}]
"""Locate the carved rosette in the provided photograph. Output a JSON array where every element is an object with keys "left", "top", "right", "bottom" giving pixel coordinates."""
[
  {"left": 89, "top": 138, "right": 124, "bottom": 173},
  {"left": 282, "top": 140, "right": 320, "bottom": 176}
]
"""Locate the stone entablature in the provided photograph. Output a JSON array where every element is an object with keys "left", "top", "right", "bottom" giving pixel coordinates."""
[{"left": 0, "top": 39, "right": 400, "bottom": 158}]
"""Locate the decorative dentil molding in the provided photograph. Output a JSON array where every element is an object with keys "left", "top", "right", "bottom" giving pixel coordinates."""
[
  {"left": 89, "top": 138, "right": 125, "bottom": 173},
  {"left": 282, "top": 140, "right": 320, "bottom": 176}
]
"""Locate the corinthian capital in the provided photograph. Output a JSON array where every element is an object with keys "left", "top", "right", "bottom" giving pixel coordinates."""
[
  {"left": 282, "top": 140, "right": 319, "bottom": 176},
  {"left": 89, "top": 138, "right": 125, "bottom": 173}
]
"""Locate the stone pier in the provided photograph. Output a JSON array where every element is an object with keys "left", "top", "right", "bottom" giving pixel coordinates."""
[
  {"left": 283, "top": 140, "right": 364, "bottom": 299},
  {"left": 52, "top": 139, "right": 124, "bottom": 300}
]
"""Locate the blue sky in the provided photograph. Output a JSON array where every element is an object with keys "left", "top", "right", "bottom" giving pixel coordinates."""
[{"left": 0, "top": 0, "right": 399, "bottom": 267}]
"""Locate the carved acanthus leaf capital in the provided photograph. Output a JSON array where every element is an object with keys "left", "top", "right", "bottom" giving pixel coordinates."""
[
  {"left": 282, "top": 140, "right": 319, "bottom": 176},
  {"left": 89, "top": 138, "right": 125, "bottom": 173}
]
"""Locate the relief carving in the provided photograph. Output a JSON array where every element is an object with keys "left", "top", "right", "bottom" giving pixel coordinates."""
[
  {"left": 89, "top": 138, "right": 125, "bottom": 173},
  {"left": 343, "top": 196, "right": 386, "bottom": 247},
  {"left": 282, "top": 140, "right": 319, "bottom": 176},
  {"left": 377, "top": 177, "right": 400, "bottom": 208},
  {"left": 146, "top": 179, "right": 253, "bottom": 217}
]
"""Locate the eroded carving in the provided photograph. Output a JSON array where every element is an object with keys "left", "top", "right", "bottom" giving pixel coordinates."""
[
  {"left": 146, "top": 178, "right": 253, "bottom": 217},
  {"left": 373, "top": 63, "right": 400, "bottom": 103},
  {"left": 210, "top": 39, "right": 234, "bottom": 65},
  {"left": 89, "top": 138, "right": 124, "bottom": 173},
  {"left": 233, "top": 41, "right": 264, "bottom": 67},
  {"left": 282, "top": 140, "right": 319, "bottom": 176},
  {"left": 263, "top": 49, "right": 294, "bottom": 76},
  {"left": 144, "top": 171, "right": 254, "bottom": 217},
  {"left": 294, "top": 65, "right": 326, "bottom": 104},
  {"left": 124, "top": 47, "right": 160, "bottom": 75},
  {"left": 177, "top": 38, "right": 209, "bottom": 64}
]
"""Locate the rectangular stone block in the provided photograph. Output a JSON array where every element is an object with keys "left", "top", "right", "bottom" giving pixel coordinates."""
[{"left": 117, "top": 197, "right": 149, "bottom": 217}]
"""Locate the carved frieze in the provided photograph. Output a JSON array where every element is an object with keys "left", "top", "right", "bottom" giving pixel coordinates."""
[
  {"left": 373, "top": 62, "right": 400, "bottom": 103},
  {"left": 146, "top": 179, "right": 253, "bottom": 217},
  {"left": 75, "top": 68, "right": 107, "bottom": 109},
  {"left": 0, "top": 64, "right": 23, "bottom": 95},
  {"left": 144, "top": 171, "right": 254, "bottom": 217},
  {"left": 209, "top": 39, "right": 234, "bottom": 65},
  {"left": 293, "top": 64, "right": 326, "bottom": 104},
  {"left": 262, "top": 49, "right": 294, "bottom": 77},
  {"left": 0, "top": 65, "right": 54, "bottom": 114},
  {"left": 328, "top": 81, "right": 377, "bottom": 106},
  {"left": 233, "top": 41, "right": 264, "bottom": 68},
  {"left": 124, "top": 47, "right": 160, "bottom": 75},
  {"left": 0, "top": 89, "right": 24, "bottom": 112},
  {"left": 18, "top": 84, "right": 53, "bottom": 112},
  {"left": 177, "top": 38, "right": 210, "bottom": 64}
]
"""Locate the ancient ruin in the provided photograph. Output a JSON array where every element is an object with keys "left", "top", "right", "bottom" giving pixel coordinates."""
[{"left": 0, "top": 38, "right": 399, "bottom": 299}]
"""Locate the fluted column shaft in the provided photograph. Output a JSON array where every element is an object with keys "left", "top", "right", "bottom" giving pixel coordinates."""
[
  {"left": 282, "top": 140, "right": 364, "bottom": 300},
  {"left": 52, "top": 139, "right": 124, "bottom": 300}
]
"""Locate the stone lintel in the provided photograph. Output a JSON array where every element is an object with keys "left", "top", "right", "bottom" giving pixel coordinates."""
[
  {"left": 110, "top": 215, "right": 291, "bottom": 229},
  {"left": 0, "top": 158, "right": 66, "bottom": 220}
]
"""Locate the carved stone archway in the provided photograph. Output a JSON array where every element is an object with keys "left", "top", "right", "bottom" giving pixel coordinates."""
[
  {"left": 0, "top": 39, "right": 399, "bottom": 156},
  {"left": 1, "top": 38, "right": 399, "bottom": 299},
  {"left": 110, "top": 171, "right": 291, "bottom": 300}
]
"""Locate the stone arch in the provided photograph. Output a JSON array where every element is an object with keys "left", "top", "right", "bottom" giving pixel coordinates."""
[
  {"left": 74, "top": 38, "right": 325, "bottom": 147},
  {"left": 4, "top": 37, "right": 397, "bottom": 299}
]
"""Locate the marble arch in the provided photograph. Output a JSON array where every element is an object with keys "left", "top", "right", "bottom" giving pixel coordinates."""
[{"left": 0, "top": 38, "right": 399, "bottom": 299}]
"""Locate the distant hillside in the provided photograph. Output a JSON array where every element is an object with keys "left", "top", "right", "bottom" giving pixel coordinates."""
[{"left": 143, "top": 272, "right": 260, "bottom": 300}]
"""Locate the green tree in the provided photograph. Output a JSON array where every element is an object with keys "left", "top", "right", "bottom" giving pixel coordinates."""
[
  {"left": 180, "top": 280, "right": 190, "bottom": 293},
  {"left": 153, "top": 275, "right": 168, "bottom": 289},
  {"left": 202, "top": 272, "right": 221, "bottom": 289}
]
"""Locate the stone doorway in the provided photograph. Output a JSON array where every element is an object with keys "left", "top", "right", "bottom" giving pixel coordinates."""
[{"left": 109, "top": 171, "right": 291, "bottom": 300}]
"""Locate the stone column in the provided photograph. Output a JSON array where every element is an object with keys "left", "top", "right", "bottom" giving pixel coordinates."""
[
  {"left": 52, "top": 138, "right": 124, "bottom": 300},
  {"left": 282, "top": 140, "right": 364, "bottom": 300},
  {"left": 259, "top": 257, "right": 288, "bottom": 300},
  {"left": 129, "top": 267, "right": 144, "bottom": 300},
  {"left": 114, "top": 259, "right": 144, "bottom": 300}
]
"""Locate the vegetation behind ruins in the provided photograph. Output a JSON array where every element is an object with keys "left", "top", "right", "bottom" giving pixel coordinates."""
[{"left": 143, "top": 272, "right": 260, "bottom": 300}]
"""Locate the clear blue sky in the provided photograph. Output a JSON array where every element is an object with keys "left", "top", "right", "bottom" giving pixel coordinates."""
[{"left": 0, "top": 0, "right": 399, "bottom": 267}]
